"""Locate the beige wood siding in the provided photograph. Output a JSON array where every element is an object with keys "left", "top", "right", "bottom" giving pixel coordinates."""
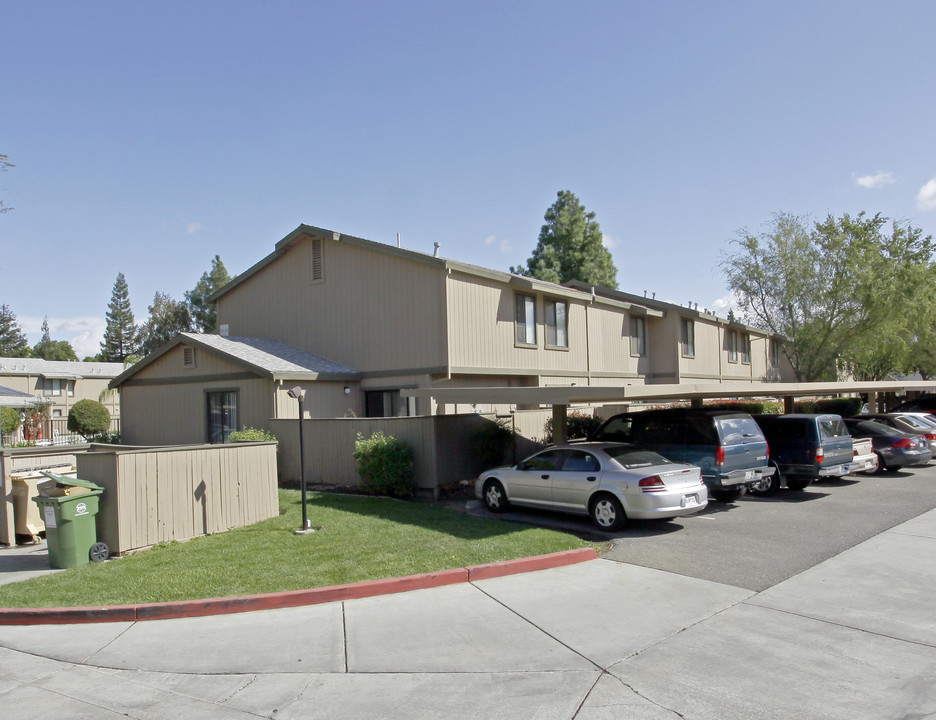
[
  {"left": 217, "top": 237, "right": 448, "bottom": 373},
  {"left": 77, "top": 443, "right": 278, "bottom": 555}
]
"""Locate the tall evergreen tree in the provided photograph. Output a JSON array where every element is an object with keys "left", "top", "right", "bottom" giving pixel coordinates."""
[
  {"left": 100, "top": 272, "right": 139, "bottom": 361},
  {"left": 138, "top": 292, "right": 192, "bottom": 355},
  {"left": 0, "top": 304, "right": 30, "bottom": 357},
  {"left": 512, "top": 190, "right": 618, "bottom": 289},
  {"left": 185, "top": 255, "right": 232, "bottom": 333}
]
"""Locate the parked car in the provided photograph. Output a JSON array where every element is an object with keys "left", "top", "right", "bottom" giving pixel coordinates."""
[
  {"left": 850, "top": 437, "right": 879, "bottom": 474},
  {"left": 749, "top": 414, "right": 858, "bottom": 495},
  {"left": 841, "top": 418, "right": 932, "bottom": 472},
  {"left": 860, "top": 413, "right": 936, "bottom": 453},
  {"left": 590, "top": 408, "right": 774, "bottom": 501},
  {"left": 890, "top": 394, "right": 936, "bottom": 414},
  {"left": 475, "top": 442, "right": 708, "bottom": 531}
]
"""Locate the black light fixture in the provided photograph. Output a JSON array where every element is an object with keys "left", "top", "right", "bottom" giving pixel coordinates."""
[{"left": 286, "top": 386, "right": 313, "bottom": 533}]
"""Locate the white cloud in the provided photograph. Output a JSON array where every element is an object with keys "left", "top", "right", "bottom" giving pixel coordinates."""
[
  {"left": 21, "top": 315, "right": 106, "bottom": 359},
  {"left": 853, "top": 171, "right": 895, "bottom": 189},
  {"left": 602, "top": 234, "right": 619, "bottom": 250},
  {"left": 484, "top": 235, "right": 513, "bottom": 254},
  {"left": 917, "top": 178, "right": 936, "bottom": 211},
  {"left": 711, "top": 293, "right": 742, "bottom": 317},
  {"left": 186, "top": 221, "right": 204, "bottom": 234}
]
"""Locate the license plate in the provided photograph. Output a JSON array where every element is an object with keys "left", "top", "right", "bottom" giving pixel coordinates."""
[
  {"left": 864, "top": 460, "right": 873, "bottom": 469},
  {"left": 744, "top": 470, "right": 755, "bottom": 480},
  {"left": 682, "top": 494, "right": 698, "bottom": 508},
  {"left": 841, "top": 464, "right": 850, "bottom": 473}
]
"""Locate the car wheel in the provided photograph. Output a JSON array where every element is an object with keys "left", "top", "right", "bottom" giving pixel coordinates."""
[
  {"left": 786, "top": 478, "right": 812, "bottom": 491},
  {"left": 482, "top": 480, "right": 509, "bottom": 513},
  {"left": 873, "top": 453, "right": 888, "bottom": 474},
  {"left": 711, "top": 487, "right": 744, "bottom": 502},
  {"left": 590, "top": 494, "right": 626, "bottom": 531},
  {"left": 749, "top": 466, "right": 781, "bottom": 497}
]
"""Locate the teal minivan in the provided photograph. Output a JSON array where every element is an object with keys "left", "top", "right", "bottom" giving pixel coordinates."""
[
  {"left": 591, "top": 408, "right": 775, "bottom": 501},
  {"left": 751, "top": 414, "right": 858, "bottom": 495}
]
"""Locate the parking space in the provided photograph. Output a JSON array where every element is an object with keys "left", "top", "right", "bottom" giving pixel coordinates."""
[{"left": 467, "top": 463, "right": 936, "bottom": 591}]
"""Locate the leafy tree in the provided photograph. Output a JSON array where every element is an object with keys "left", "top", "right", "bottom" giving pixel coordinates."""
[
  {"left": 1, "top": 406, "right": 22, "bottom": 436},
  {"left": 0, "top": 153, "right": 13, "bottom": 215},
  {"left": 138, "top": 292, "right": 192, "bottom": 355},
  {"left": 67, "top": 399, "right": 111, "bottom": 439},
  {"left": 185, "top": 255, "right": 232, "bottom": 333},
  {"left": 100, "top": 272, "right": 140, "bottom": 362},
  {"left": 32, "top": 317, "right": 78, "bottom": 361},
  {"left": 0, "top": 304, "right": 31, "bottom": 357},
  {"left": 722, "top": 212, "right": 936, "bottom": 381},
  {"left": 511, "top": 190, "right": 618, "bottom": 288}
]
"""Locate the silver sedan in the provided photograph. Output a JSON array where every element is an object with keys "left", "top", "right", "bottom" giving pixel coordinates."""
[{"left": 475, "top": 442, "right": 708, "bottom": 532}]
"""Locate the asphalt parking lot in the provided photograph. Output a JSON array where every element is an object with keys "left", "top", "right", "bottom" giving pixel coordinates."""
[{"left": 468, "top": 462, "right": 936, "bottom": 591}]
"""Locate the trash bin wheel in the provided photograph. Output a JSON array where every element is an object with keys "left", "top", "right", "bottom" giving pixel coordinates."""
[{"left": 89, "top": 542, "right": 110, "bottom": 563}]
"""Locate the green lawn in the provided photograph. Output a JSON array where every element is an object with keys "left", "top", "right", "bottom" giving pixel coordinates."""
[{"left": 0, "top": 490, "right": 601, "bottom": 608}]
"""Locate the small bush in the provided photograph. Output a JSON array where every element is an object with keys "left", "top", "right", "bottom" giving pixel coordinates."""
[
  {"left": 704, "top": 400, "right": 784, "bottom": 414},
  {"left": 68, "top": 399, "right": 111, "bottom": 439},
  {"left": 544, "top": 411, "right": 602, "bottom": 444},
  {"left": 473, "top": 418, "right": 515, "bottom": 470},
  {"left": 227, "top": 426, "right": 277, "bottom": 442},
  {"left": 1, "top": 407, "right": 21, "bottom": 435},
  {"left": 353, "top": 431, "right": 414, "bottom": 498}
]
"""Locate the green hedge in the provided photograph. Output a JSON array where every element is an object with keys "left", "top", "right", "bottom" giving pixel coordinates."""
[
  {"left": 1, "top": 407, "right": 21, "bottom": 435},
  {"left": 544, "top": 411, "right": 603, "bottom": 443}
]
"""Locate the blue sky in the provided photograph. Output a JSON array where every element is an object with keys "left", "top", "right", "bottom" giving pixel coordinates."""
[{"left": 3, "top": 1, "right": 934, "bottom": 359}]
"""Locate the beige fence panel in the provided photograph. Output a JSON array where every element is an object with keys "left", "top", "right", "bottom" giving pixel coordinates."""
[{"left": 75, "top": 442, "right": 278, "bottom": 555}]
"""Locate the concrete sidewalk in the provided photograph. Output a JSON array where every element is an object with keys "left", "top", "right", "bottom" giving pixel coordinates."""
[{"left": 1, "top": 511, "right": 935, "bottom": 718}]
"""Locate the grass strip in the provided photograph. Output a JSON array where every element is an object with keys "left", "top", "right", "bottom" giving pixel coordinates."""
[{"left": 0, "top": 490, "right": 600, "bottom": 608}]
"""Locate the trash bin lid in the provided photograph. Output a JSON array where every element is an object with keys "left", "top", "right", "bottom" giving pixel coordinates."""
[{"left": 39, "top": 471, "right": 103, "bottom": 491}]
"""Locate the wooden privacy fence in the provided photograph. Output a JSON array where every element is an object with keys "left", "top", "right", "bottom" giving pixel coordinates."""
[
  {"left": 76, "top": 442, "right": 278, "bottom": 555},
  {"left": 269, "top": 409, "right": 558, "bottom": 495}
]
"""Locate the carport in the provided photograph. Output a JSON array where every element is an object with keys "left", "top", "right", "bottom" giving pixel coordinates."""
[{"left": 405, "top": 380, "right": 936, "bottom": 444}]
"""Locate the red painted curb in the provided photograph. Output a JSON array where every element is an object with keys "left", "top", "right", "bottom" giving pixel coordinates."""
[
  {"left": 467, "top": 548, "right": 598, "bottom": 581},
  {"left": 0, "top": 549, "right": 596, "bottom": 626}
]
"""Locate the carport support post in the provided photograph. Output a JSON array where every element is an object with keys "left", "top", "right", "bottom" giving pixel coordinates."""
[
  {"left": 553, "top": 404, "right": 568, "bottom": 445},
  {"left": 784, "top": 396, "right": 795, "bottom": 414}
]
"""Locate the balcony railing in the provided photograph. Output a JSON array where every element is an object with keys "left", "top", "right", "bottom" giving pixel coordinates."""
[{"left": 2, "top": 417, "right": 121, "bottom": 448}]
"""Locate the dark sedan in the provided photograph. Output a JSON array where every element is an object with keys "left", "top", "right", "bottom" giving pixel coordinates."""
[{"left": 842, "top": 418, "right": 932, "bottom": 473}]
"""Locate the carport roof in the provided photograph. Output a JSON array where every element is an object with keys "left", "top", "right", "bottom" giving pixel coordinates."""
[{"left": 403, "top": 380, "right": 936, "bottom": 407}]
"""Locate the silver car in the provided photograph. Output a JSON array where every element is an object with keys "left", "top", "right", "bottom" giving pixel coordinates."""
[{"left": 475, "top": 442, "right": 708, "bottom": 532}]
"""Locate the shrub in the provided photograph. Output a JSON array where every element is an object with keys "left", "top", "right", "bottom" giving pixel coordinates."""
[
  {"left": 473, "top": 418, "right": 514, "bottom": 470},
  {"left": 1, "top": 407, "right": 21, "bottom": 435},
  {"left": 353, "top": 431, "right": 414, "bottom": 498},
  {"left": 227, "top": 426, "right": 277, "bottom": 442},
  {"left": 704, "top": 400, "right": 784, "bottom": 414},
  {"left": 544, "top": 411, "right": 602, "bottom": 444},
  {"left": 67, "top": 399, "right": 111, "bottom": 439},
  {"left": 794, "top": 397, "right": 862, "bottom": 416}
]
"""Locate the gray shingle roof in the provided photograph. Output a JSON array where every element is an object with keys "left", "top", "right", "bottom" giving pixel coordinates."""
[
  {"left": 0, "top": 358, "right": 126, "bottom": 378},
  {"left": 181, "top": 333, "right": 360, "bottom": 378}
]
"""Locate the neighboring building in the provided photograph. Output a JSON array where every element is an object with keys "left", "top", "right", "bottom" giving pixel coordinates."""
[
  {"left": 0, "top": 358, "right": 124, "bottom": 421},
  {"left": 111, "top": 224, "right": 793, "bottom": 444}
]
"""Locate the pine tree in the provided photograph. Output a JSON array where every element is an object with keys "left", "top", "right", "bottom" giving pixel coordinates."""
[
  {"left": 512, "top": 190, "right": 618, "bottom": 289},
  {"left": 0, "top": 304, "right": 30, "bottom": 357},
  {"left": 185, "top": 255, "right": 232, "bottom": 333},
  {"left": 138, "top": 292, "right": 192, "bottom": 355},
  {"left": 32, "top": 316, "right": 78, "bottom": 361},
  {"left": 100, "top": 272, "right": 139, "bottom": 361}
]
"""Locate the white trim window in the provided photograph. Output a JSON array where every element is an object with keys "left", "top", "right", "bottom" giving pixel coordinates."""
[
  {"left": 630, "top": 316, "right": 646, "bottom": 357},
  {"left": 515, "top": 294, "right": 537, "bottom": 346},
  {"left": 741, "top": 334, "right": 751, "bottom": 364},
  {"left": 545, "top": 299, "right": 568, "bottom": 348}
]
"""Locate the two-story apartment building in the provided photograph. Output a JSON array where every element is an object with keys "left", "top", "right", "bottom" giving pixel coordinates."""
[{"left": 111, "top": 224, "right": 793, "bottom": 445}]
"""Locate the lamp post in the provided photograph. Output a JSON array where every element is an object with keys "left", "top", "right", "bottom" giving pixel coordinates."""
[{"left": 286, "top": 386, "right": 313, "bottom": 532}]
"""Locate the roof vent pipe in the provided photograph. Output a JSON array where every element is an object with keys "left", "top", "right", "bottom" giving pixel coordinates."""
[
  {"left": 397, "top": 233, "right": 401, "bottom": 248},
  {"left": 652, "top": 293, "right": 656, "bottom": 300},
  {"left": 433, "top": 242, "right": 440, "bottom": 257}
]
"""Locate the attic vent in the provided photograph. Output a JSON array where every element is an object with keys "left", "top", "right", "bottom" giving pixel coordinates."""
[
  {"left": 183, "top": 346, "right": 196, "bottom": 368},
  {"left": 311, "top": 237, "right": 324, "bottom": 282}
]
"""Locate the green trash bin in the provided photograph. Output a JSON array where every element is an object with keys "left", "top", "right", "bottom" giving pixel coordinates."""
[{"left": 33, "top": 472, "right": 110, "bottom": 569}]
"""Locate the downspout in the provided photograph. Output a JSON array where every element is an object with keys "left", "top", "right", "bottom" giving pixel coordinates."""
[{"left": 586, "top": 287, "right": 594, "bottom": 384}]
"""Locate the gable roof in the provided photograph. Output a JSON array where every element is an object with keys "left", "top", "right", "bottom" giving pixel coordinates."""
[
  {"left": 110, "top": 333, "right": 360, "bottom": 388},
  {"left": 0, "top": 384, "right": 43, "bottom": 408},
  {"left": 208, "top": 223, "right": 663, "bottom": 316}
]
